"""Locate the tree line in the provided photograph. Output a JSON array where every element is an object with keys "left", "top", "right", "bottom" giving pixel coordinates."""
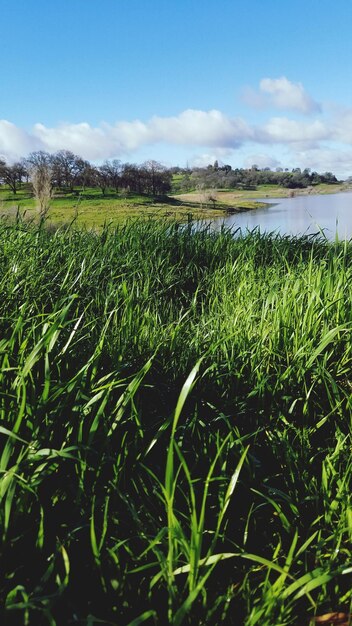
[
  {"left": 175, "top": 161, "right": 340, "bottom": 192},
  {"left": 0, "top": 150, "right": 173, "bottom": 196},
  {"left": 0, "top": 151, "right": 341, "bottom": 199}
]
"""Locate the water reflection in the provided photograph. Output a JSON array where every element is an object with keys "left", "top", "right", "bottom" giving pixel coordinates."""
[{"left": 207, "top": 192, "right": 352, "bottom": 240}]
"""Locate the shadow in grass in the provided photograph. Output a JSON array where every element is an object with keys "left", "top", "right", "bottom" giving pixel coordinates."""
[
  {"left": 2, "top": 194, "right": 33, "bottom": 202},
  {"left": 77, "top": 192, "right": 198, "bottom": 206},
  {"left": 73, "top": 192, "right": 122, "bottom": 201},
  {"left": 154, "top": 195, "right": 226, "bottom": 211}
]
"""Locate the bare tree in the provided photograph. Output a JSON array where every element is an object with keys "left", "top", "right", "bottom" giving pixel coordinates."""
[
  {"left": 0, "top": 161, "right": 25, "bottom": 194},
  {"left": 142, "top": 160, "right": 172, "bottom": 196},
  {"left": 100, "top": 159, "right": 122, "bottom": 193},
  {"left": 30, "top": 162, "right": 53, "bottom": 217},
  {"left": 26, "top": 151, "right": 52, "bottom": 170},
  {"left": 120, "top": 163, "right": 141, "bottom": 193},
  {"left": 205, "top": 189, "right": 218, "bottom": 209},
  {"left": 52, "top": 150, "right": 86, "bottom": 190},
  {"left": 95, "top": 165, "right": 110, "bottom": 195},
  {"left": 195, "top": 182, "right": 205, "bottom": 209},
  {"left": 76, "top": 160, "right": 95, "bottom": 192}
]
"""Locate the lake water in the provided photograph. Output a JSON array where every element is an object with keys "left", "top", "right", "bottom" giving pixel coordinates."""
[{"left": 210, "top": 192, "right": 352, "bottom": 240}]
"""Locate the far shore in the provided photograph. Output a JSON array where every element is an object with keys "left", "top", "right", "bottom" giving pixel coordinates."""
[
  {"left": 1, "top": 182, "right": 351, "bottom": 228},
  {"left": 172, "top": 182, "right": 352, "bottom": 208}
]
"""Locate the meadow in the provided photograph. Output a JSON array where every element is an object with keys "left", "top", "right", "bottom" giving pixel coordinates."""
[
  {"left": 173, "top": 182, "right": 351, "bottom": 206},
  {"left": 0, "top": 185, "right": 264, "bottom": 229},
  {"left": 0, "top": 216, "right": 351, "bottom": 625},
  {"left": 1, "top": 181, "right": 346, "bottom": 230}
]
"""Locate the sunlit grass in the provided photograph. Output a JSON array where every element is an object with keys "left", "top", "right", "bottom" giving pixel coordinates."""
[
  {"left": 173, "top": 182, "right": 351, "bottom": 203},
  {"left": 0, "top": 184, "right": 234, "bottom": 228},
  {"left": 0, "top": 217, "right": 351, "bottom": 624}
]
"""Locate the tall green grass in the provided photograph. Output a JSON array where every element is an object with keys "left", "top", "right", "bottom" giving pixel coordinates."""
[{"left": 0, "top": 218, "right": 351, "bottom": 625}]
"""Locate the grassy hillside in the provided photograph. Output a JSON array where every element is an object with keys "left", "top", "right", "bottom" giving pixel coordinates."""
[
  {"left": 173, "top": 182, "right": 351, "bottom": 203},
  {"left": 0, "top": 218, "right": 351, "bottom": 625},
  {"left": 0, "top": 184, "right": 265, "bottom": 227},
  {"left": 1, "top": 181, "right": 350, "bottom": 229}
]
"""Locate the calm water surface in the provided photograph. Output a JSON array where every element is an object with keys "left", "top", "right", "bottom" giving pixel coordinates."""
[{"left": 210, "top": 192, "right": 352, "bottom": 240}]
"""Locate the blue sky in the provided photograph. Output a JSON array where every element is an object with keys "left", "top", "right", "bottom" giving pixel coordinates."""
[{"left": 1, "top": 0, "right": 352, "bottom": 176}]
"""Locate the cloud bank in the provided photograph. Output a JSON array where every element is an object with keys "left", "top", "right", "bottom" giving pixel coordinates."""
[
  {"left": 1, "top": 110, "right": 254, "bottom": 161},
  {"left": 259, "top": 77, "right": 321, "bottom": 114},
  {"left": 1, "top": 77, "right": 352, "bottom": 176},
  {"left": 243, "top": 76, "right": 321, "bottom": 114}
]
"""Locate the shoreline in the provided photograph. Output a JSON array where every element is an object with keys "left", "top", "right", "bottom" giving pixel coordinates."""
[
  {"left": 1, "top": 184, "right": 351, "bottom": 228},
  {"left": 245, "top": 184, "right": 352, "bottom": 200},
  {"left": 168, "top": 184, "right": 352, "bottom": 222},
  {"left": 172, "top": 183, "right": 352, "bottom": 206}
]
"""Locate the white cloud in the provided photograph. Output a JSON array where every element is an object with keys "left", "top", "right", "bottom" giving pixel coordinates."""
[
  {"left": 292, "top": 147, "right": 352, "bottom": 177},
  {"left": 1, "top": 99, "right": 352, "bottom": 179},
  {"left": 243, "top": 77, "right": 321, "bottom": 114},
  {"left": 258, "top": 117, "right": 330, "bottom": 144},
  {"left": 33, "top": 122, "right": 115, "bottom": 160},
  {"left": 190, "top": 149, "right": 235, "bottom": 168},
  {"left": 331, "top": 109, "right": 352, "bottom": 144},
  {"left": 243, "top": 153, "right": 282, "bottom": 170},
  {"left": 0, "top": 111, "right": 254, "bottom": 162},
  {"left": 0, "top": 120, "right": 43, "bottom": 161},
  {"left": 260, "top": 77, "right": 321, "bottom": 114},
  {"left": 148, "top": 110, "right": 253, "bottom": 146},
  {"left": 3, "top": 110, "right": 331, "bottom": 164}
]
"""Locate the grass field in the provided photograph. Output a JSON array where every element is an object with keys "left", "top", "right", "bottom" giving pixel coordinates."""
[
  {"left": 0, "top": 217, "right": 351, "bottom": 625},
  {"left": 173, "top": 182, "right": 352, "bottom": 205},
  {"left": 1, "top": 183, "right": 349, "bottom": 229},
  {"left": 0, "top": 185, "right": 266, "bottom": 228}
]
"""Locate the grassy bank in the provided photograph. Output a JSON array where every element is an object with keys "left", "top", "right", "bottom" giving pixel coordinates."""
[
  {"left": 0, "top": 185, "right": 263, "bottom": 228},
  {"left": 1, "top": 182, "right": 349, "bottom": 229},
  {"left": 173, "top": 182, "right": 352, "bottom": 205},
  {"left": 0, "top": 218, "right": 351, "bottom": 625}
]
